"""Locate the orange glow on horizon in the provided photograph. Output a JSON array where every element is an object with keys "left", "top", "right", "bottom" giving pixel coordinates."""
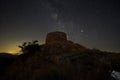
[
  {"left": 0, "top": 47, "right": 20, "bottom": 55},
  {"left": 0, "top": 40, "right": 44, "bottom": 55}
]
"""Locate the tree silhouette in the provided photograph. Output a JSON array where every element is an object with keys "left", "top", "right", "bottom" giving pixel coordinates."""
[{"left": 18, "top": 40, "right": 40, "bottom": 54}]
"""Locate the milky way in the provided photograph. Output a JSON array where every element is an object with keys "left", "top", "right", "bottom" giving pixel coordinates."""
[{"left": 41, "top": 0, "right": 67, "bottom": 32}]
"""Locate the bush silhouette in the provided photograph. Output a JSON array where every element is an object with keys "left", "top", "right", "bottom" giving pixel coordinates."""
[{"left": 18, "top": 40, "right": 40, "bottom": 54}]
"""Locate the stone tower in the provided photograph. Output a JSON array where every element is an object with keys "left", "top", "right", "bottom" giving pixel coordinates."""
[{"left": 45, "top": 31, "right": 67, "bottom": 45}]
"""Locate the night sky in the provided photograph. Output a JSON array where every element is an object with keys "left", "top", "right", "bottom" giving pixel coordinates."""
[{"left": 0, "top": 0, "right": 120, "bottom": 54}]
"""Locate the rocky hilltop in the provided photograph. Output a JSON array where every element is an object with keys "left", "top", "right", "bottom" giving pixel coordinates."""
[
  {"left": 1, "top": 31, "right": 120, "bottom": 80},
  {"left": 43, "top": 31, "right": 87, "bottom": 55}
]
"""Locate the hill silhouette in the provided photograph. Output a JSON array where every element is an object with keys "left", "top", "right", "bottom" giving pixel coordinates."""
[
  {"left": 0, "top": 53, "right": 18, "bottom": 77},
  {"left": 1, "top": 31, "right": 120, "bottom": 80}
]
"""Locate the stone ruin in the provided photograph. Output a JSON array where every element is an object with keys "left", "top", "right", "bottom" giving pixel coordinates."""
[{"left": 45, "top": 31, "right": 68, "bottom": 45}]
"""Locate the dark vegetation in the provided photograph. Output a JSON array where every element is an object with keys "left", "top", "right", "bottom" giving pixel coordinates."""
[
  {"left": 0, "top": 32, "right": 120, "bottom": 80},
  {"left": 18, "top": 40, "right": 40, "bottom": 54},
  {"left": 0, "top": 53, "right": 18, "bottom": 77}
]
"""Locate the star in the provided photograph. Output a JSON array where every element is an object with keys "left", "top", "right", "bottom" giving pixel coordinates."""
[
  {"left": 80, "top": 29, "right": 84, "bottom": 33},
  {"left": 51, "top": 13, "right": 58, "bottom": 20}
]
